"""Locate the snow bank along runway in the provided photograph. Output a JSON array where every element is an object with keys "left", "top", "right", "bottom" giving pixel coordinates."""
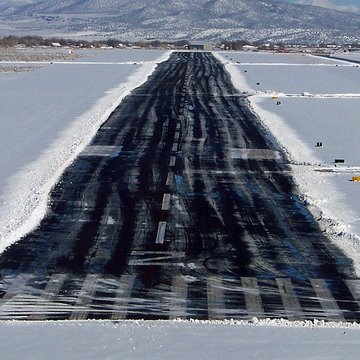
[
  {"left": 216, "top": 51, "right": 360, "bottom": 270},
  {"left": 0, "top": 52, "right": 359, "bottom": 322}
]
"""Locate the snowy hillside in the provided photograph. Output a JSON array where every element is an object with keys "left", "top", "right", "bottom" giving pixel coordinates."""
[{"left": 2, "top": 0, "right": 360, "bottom": 43}]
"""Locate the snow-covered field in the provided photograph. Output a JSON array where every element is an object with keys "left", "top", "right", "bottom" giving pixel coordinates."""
[
  {"left": 224, "top": 52, "right": 339, "bottom": 65},
  {"left": 329, "top": 53, "right": 360, "bottom": 62},
  {"left": 0, "top": 319, "right": 359, "bottom": 360},
  {"left": 215, "top": 51, "right": 360, "bottom": 275},
  {"left": 232, "top": 64, "right": 360, "bottom": 94},
  {"left": 0, "top": 48, "right": 170, "bottom": 253}
]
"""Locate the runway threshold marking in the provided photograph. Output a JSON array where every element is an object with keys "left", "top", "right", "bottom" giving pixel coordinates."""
[
  {"left": 28, "top": 274, "right": 68, "bottom": 320},
  {"left": 169, "top": 275, "right": 188, "bottom": 320},
  {"left": 241, "top": 277, "right": 265, "bottom": 317},
  {"left": 276, "top": 278, "right": 303, "bottom": 320},
  {"left": 161, "top": 194, "right": 171, "bottom": 211},
  {"left": 42, "top": 274, "right": 67, "bottom": 300},
  {"left": 111, "top": 275, "right": 136, "bottom": 320},
  {"left": 69, "top": 274, "right": 97, "bottom": 320},
  {"left": 155, "top": 221, "right": 167, "bottom": 244},
  {"left": 310, "top": 279, "right": 345, "bottom": 322},
  {"left": 345, "top": 280, "right": 360, "bottom": 303},
  {"left": 207, "top": 277, "right": 225, "bottom": 320}
]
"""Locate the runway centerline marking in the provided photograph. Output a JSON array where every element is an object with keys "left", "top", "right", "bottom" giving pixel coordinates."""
[
  {"left": 169, "top": 156, "right": 176, "bottom": 167},
  {"left": 155, "top": 222, "right": 167, "bottom": 244},
  {"left": 166, "top": 173, "right": 173, "bottom": 186},
  {"left": 161, "top": 194, "right": 171, "bottom": 211}
]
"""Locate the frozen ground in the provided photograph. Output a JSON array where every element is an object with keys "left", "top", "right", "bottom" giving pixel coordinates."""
[
  {"left": 0, "top": 48, "right": 170, "bottom": 253},
  {"left": 215, "top": 51, "right": 360, "bottom": 275},
  {"left": 0, "top": 319, "right": 359, "bottom": 360}
]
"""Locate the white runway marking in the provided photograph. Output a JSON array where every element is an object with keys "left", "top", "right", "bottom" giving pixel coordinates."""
[
  {"left": 161, "top": 194, "right": 171, "bottom": 211},
  {"left": 80, "top": 146, "right": 122, "bottom": 157},
  {"left": 111, "top": 275, "right": 136, "bottom": 320},
  {"left": 207, "top": 277, "right": 225, "bottom": 320},
  {"left": 229, "top": 148, "right": 280, "bottom": 160},
  {"left": 41, "top": 274, "right": 67, "bottom": 301},
  {"left": 69, "top": 275, "right": 97, "bottom": 320},
  {"left": 241, "top": 277, "right": 265, "bottom": 317},
  {"left": 169, "top": 156, "right": 176, "bottom": 167},
  {"left": 276, "top": 278, "right": 303, "bottom": 320},
  {"left": 166, "top": 172, "right": 173, "bottom": 186},
  {"left": 169, "top": 275, "right": 188, "bottom": 320},
  {"left": 310, "top": 279, "right": 345, "bottom": 322},
  {"left": 155, "top": 221, "right": 167, "bottom": 244},
  {"left": 345, "top": 280, "right": 360, "bottom": 303},
  {"left": 28, "top": 274, "right": 67, "bottom": 320}
]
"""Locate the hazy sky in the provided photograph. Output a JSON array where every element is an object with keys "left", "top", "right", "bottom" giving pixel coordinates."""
[{"left": 283, "top": 0, "right": 360, "bottom": 13}]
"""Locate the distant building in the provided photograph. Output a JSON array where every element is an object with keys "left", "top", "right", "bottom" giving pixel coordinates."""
[
  {"left": 188, "top": 43, "right": 214, "bottom": 51},
  {"left": 243, "top": 45, "right": 258, "bottom": 52}
]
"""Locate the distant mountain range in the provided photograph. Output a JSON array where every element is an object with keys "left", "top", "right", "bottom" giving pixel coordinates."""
[{"left": 1, "top": 0, "right": 360, "bottom": 44}]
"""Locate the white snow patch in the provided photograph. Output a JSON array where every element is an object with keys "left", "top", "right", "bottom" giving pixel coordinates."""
[
  {"left": 0, "top": 319, "right": 359, "bottom": 360},
  {"left": 0, "top": 49, "right": 171, "bottom": 253}
]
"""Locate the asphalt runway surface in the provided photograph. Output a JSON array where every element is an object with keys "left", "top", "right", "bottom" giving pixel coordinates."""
[{"left": 0, "top": 52, "right": 359, "bottom": 321}]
